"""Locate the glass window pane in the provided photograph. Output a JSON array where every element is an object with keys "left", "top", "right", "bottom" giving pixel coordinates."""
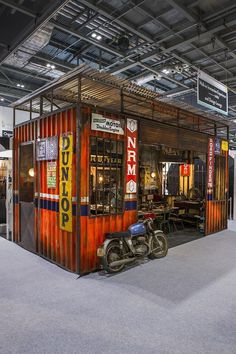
[
  {"left": 19, "top": 144, "right": 34, "bottom": 202},
  {"left": 90, "top": 137, "right": 124, "bottom": 216}
]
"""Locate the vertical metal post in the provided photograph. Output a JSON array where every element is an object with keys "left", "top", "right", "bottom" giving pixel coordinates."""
[
  {"left": 229, "top": 197, "right": 233, "bottom": 220},
  {"left": 233, "top": 154, "right": 236, "bottom": 220},
  {"left": 214, "top": 123, "right": 217, "bottom": 137},
  {"left": 51, "top": 88, "right": 53, "bottom": 113},
  {"left": 40, "top": 95, "right": 43, "bottom": 116},
  {"left": 99, "top": 49, "right": 102, "bottom": 71},
  {"left": 37, "top": 98, "right": 41, "bottom": 254},
  {"left": 76, "top": 76, "right": 82, "bottom": 274},
  {"left": 120, "top": 88, "right": 124, "bottom": 114},
  {"left": 227, "top": 126, "right": 229, "bottom": 140}
]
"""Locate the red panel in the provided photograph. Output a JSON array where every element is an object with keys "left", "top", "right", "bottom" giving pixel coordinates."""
[
  {"left": 79, "top": 107, "right": 137, "bottom": 274},
  {"left": 13, "top": 109, "right": 78, "bottom": 273}
]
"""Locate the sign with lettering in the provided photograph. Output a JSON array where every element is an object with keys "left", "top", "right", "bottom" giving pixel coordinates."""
[
  {"left": 197, "top": 71, "right": 228, "bottom": 115},
  {"left": 180, "top": 164, "right": 190, "bottom": 177},
  {"left": 47, "top": 161, "right": 57, "bottom": 189},
  {"left": 221, "top": 140, "right": 228, "bottom": 152},
  {"left": 36, "top": 136, "right": 58, "bottom": 161},
  {"left": 207, "top": 137, "right": 215, "bottom": 199},
  {"left": 91, "top": 113, "right": 124, "bottom": 135},
  {"left": 90, "top": 154, "right": 122, "bottom": 165},
  {"left": 59, "top": 133, "right": 73, "bottom": 232},
  {"left": 126, "top": 118, "right": 138, "bottom": 194}
]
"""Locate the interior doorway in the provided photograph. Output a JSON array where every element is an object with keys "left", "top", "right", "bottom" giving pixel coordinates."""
[{"left": 19, "top": 142, "right": 35, "bottom": 252}]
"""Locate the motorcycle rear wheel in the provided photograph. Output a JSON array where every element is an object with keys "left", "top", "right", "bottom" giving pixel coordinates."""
[
  {"left": 148, "top": 233, "right": 168, "bottom": 259},
  {"left": 102, "top": 241, "right": 125, "bottom": 274}
]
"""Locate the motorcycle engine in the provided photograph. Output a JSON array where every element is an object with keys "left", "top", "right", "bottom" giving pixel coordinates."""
[{"left": 133, "top": 237, "right": 149, "bottom": 255}]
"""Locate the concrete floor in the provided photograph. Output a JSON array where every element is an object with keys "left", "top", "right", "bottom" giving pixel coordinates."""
[{"left": 1, "top": 227, "right": 236, "bottom": 354}]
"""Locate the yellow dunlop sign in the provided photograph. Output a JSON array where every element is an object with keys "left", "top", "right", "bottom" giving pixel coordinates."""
[
  {"left": 59, "top": 133, "right": 73, "bottom": 232},
  {"left": 221, "top": 140, "right": 229, "bottom": 152}
]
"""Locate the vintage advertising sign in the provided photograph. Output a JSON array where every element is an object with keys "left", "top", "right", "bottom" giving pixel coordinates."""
[
  {"left": 47, "top": 161, "right": 57, "bottom": 189},
  {"left": 126, "top": 118, "right": 138, "bottom": 194},
  {"left": 207, "top": 138, "right": 215, "bottom": 198},
  {"left": 59, "top": 133, "right": 73, "bottom": 232},
  {"left": 180, "top": 164, "right": 190, "bottom": 177},
  {"left": 215, "top": 138, "right": 221, "bottom": 155},
  {"left": 36, "top": 136, "right": 58, "bottom": 161},
  {"left": 91, "top": 113, "right": 124, "bottom": 135},
  {"left": 221, "top": 140, "right": 229, "bottom": 152},
  {"left": 197, "top": 71, "right": 228, "bottom": 115}
]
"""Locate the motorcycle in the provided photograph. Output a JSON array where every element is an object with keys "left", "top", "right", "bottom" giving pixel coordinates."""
[{"left": 97, "top": 218, "right": 168, "bottom": 273}]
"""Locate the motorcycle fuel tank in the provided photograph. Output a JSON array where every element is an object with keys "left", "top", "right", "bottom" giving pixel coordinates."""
[{"left": 128, "top": 223, "right": 146, "bottom": 236}]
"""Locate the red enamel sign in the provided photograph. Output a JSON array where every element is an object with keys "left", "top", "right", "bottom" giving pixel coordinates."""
[
  {"left": 180, "top": 164, "right": 190, "bottom": 177},
  {"left": 126, "top": 118, "right": 138, "bottom": 194}
]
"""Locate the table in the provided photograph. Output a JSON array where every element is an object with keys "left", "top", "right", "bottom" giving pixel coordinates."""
[{"left": 174, "top": 200, "right": 202, "bottom": 213}]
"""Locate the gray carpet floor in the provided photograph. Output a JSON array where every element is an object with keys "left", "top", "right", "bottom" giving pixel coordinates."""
[{"left": 1, "top": 227, "right": 236, "bottom": 354}]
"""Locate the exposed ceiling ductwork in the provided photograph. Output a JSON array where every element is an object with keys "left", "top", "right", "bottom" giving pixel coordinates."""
[{"left": 4, "top": 23, "right": 54, "bottom": 68}]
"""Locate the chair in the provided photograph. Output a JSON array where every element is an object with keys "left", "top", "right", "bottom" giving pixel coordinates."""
[
  {"left": 169, "top": 212, "right": 184, "bottom": 231},
  {"left": 157, "top": 212, "right": 172, "bottom": 234}
]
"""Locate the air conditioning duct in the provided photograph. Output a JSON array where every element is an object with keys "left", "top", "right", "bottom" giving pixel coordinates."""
[
  {"left": 135, "top": 73, "right": 161, "bottom": 86},
  {"left": 4, "top": 23, "right": 54, "bottom": 68}
]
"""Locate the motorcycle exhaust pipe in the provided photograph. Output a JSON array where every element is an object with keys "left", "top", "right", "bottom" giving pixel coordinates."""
[{"left": 109, "top": 258, "right": 134, "bottom": 267}]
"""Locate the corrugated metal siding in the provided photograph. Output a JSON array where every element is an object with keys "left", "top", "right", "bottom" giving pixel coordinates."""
[
  {"left": 205, "top": 200, "right": 227, "bottom": 234},
  {"left": 13, "top": 108, "right": 78, "bottom": 273},
  {"left": 13, "top": 120, "right": 37, "bottom": 244},
  {"left": 79, "top": 107, "right": 137, "bottom": 274},
  {"left": 38, "top": 108, "right": 77, "bottom": 272},
  {"left": 205, "top": 150, "right": 228, "bottom": 235}
]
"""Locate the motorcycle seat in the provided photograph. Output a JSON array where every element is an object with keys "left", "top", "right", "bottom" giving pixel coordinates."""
[{"left": 105, "top": 231, "right": 130, "bottom": 239}]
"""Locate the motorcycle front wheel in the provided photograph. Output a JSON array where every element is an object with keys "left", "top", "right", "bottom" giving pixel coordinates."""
[
  {"left": 102, "top": 241, "right": 125, "bottom": 274},
  {"left": 148, "top": 232, "right": 168, "bottom": 259}
]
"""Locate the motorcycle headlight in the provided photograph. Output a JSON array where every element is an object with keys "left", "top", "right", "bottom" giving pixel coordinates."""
[{"left": 97, "top": 246, "right": 105, "bottom": 257}]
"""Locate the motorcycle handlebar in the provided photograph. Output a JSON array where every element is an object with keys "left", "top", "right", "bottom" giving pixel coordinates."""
[{"left": 142, "top": 218, "right": 154, "bottom": 231}]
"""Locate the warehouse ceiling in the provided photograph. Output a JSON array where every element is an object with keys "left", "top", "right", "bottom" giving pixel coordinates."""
[{"left": 1, "top": 0, "right": 236, "bottom": 145}]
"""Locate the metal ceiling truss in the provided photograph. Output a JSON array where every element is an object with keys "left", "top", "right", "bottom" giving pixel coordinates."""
[{"left": 1, "top": 0, "right": 236, "bottom": 145}]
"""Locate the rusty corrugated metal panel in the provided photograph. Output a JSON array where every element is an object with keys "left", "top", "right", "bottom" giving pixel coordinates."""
[
  {"left": 205, "top": 200, "right": 227, "bottom": 235},
  {"left": 13, "top": 109, "right": 78, "bottom": 273},
  {"left": 38, "top": 107, "right": 77, "bottom": 272},
  {"left": 79, "top": 107, "right": 137, "bottom": 274},
  {"left": 205, "top": 151, "right": 229, "bottom": 235}
]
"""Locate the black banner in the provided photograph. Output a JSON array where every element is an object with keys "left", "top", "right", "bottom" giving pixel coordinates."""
[{"left": 197, "top": 71, "right": 228, "bottom": 115}]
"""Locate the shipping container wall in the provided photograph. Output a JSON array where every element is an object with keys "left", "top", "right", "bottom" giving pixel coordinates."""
[
  {"left": 38, "top": 108, "right": 77, "bottom": 272},
  {"left": 79, "top": 107, "right": 137, "bottom": 274},
  {"left": 205, "top": 143, "right": 228, "bottom": 235},
  {"left": 14, "top": 107, "right": 78, "bottom": 272}
]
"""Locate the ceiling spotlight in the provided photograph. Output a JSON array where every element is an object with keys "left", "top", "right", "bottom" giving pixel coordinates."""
[
  {"left": 96, "top": 35, "right": 102, "bottom": 41},
  {"left": 46, "top": 63, "right": 56, "bottom": 70},
  {"left": 91, "top": 32, "right": 97, "bottom": 38},
  {"left": 17, "top": 83, "right": 21, "bottom": 87},
  {"left": 0, "top": 97, "right": 4, "bottom": 102},
  {"left": 21, "top": 84, "right": 24, "bottom": 88},
  {"left": 162, "top": 68, "right": 170, "bottom": 75}
]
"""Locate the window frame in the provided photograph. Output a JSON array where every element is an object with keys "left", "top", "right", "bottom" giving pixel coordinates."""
[{"left": 89, "top": 135, "right": 125, "bottom": 218}]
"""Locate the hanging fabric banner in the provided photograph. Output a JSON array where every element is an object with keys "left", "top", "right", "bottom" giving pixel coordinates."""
[
  {"left": 59, "top": 133, "right": 73, "bottom": 232},
  {"left": 207, "top": 137, "right": 215, "bottom": 200},
  {"left": 126, "top": 118, "right": 138, "bottom": 194},
  {"left": 180, "top": 164, "right": 190, "bottom": 177}
]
